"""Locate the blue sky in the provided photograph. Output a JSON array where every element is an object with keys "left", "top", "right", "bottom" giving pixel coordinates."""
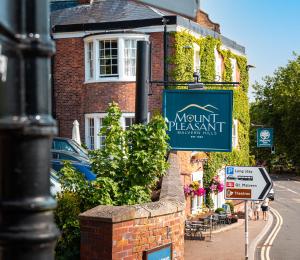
[{"left": 201, "top": 0, "right": 300, "bottom": 100}]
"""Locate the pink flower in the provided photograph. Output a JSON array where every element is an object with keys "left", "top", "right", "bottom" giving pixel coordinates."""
[
  {"left": 196, "top": 187, "right": 206, "bottom": 196},
  {"left": 210, "top": 184, "right": 217, "bottom": 191},
  {"left": 217, "top": 183, "right": 224, "bottom": 192},
  {"left": 184, "top": 185, "right": 191, "bottom": 195}
]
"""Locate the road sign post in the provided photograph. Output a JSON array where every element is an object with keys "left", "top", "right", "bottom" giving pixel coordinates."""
[
  {"left": 225, "top": 166, "right": 272, "bottom": 260},
  {"left": 245, "top": 201, "right": 249, "bottom": 260}
]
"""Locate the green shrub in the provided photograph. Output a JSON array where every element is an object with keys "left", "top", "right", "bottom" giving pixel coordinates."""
[
  {"left": 55, "top": 103, "right": 169, "bottom": 259},
  {"left": 215, "top": 207, "right": 225, "bottom": 214},
  {"left": 55, "top": 192, "right": 81, "bottom": 260}
]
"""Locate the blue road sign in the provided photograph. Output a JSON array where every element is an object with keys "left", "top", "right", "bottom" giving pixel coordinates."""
[
  {"left": 144, "top": 243, "right": 172, "bottom": 260},
  {"left": 163, "top": 90, "right": 233, "bottom": 152}
]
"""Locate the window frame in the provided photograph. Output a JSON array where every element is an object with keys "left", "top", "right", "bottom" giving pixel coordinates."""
[
  {"left": 191, "top": 171, "right": 204, "bottom": 215},
  {"left": 214, "top": 48, "right": 222, "bottom": 82},
  {"left": 84, "top": 34, "right": 149, "bottom": 83},
  {"left": 193, "top": 43, "right": 200, "bottom": 76},
  {"left": 230, "top": 58, "right": 237, "bottom": 82},
  {"left": 232, "top": 119, "right": 239, "bottom": 149},
  {"left": 85, "top": 112, "right": 142, "bottom": 150}
]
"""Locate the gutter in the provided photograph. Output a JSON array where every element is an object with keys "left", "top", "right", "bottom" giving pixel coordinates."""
[
  {"left": 52, "top": 14, "right": 245, "bottom": 55},
  {"left": 52, "top": 16, "right": 177, "bottom": 33}
]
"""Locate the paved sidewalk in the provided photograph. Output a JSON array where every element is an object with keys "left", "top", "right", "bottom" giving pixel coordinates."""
[{"left": 184, "top": 218, "right": 268, "bottom": 260}]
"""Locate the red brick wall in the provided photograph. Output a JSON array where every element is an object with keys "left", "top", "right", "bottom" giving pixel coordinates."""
[
  {"left": 195, "top": 10, "right": 220, "bottom": 33},
  {"left": 149, "top": 32, "right": 164, "bottom": 114},
  {"left": 80, "top": 212, "right": 185, "bottom": 260},
  {"left": 79, "top": 152, "right": 185, "bottom": 260},
  {"left": 53, "top": 38, "right": 86, "bottom": 138},
  {"left": 53, "top": 32, "right": 166, "bottom": 140}
]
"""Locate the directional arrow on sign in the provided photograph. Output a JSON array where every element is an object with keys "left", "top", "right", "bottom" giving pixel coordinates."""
[
  {"left": 258, "top": 167, "right": 272, "bottom": 199},
  {"left": 225, "top": 166, "right": 273, "bottom": 200}
]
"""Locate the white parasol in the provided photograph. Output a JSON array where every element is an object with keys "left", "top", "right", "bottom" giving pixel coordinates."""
[{"left": 72, "top": 120, "right": 81, "bottom": 145}]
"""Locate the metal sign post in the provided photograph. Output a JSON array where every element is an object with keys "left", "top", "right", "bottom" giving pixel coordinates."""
[
  {"left": 244, "top": 201, "right": 249, "bottom": 260},
  {"left": 0, "top": 1, "right": 59, "bottom": 259}
]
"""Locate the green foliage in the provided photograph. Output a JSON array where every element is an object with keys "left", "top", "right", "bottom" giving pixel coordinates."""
[
  {"left": 215, "top": 207, "right": 225, "bottom": 214},
  {"left": 55, "top": 162, "right": 119, "bottom": 259},
  {"left": 90, "top": 103, "right": 169, "bottom": 200},
  {"left": 55, "top": 192, "right": 81, "bottom": 260},
  {"left": 55, "top": 103, "right": 169, "bottom": 258},
  {"left": 169, "top": 33, "right": 220, "bottom": 83},
  {"left": 199, "top": 36, "right": 220, "bottom": 82},
  {"left": 251, "top": 53, "right": 300, "bottom": 168},
  {"left": 169, "top": 31, "right": 195, "bottom": 85},
  {"left": 169, "top": 32, "right": 251, "bottom": 207}
]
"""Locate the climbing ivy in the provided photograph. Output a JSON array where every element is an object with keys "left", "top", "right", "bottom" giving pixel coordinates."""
[{"left": 169, "top": 32, "right": 252, "bottom": 208}]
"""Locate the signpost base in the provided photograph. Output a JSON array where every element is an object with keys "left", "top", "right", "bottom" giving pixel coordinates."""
[{"left": 245, "top": 200, "right": 249, "bottom": 260}]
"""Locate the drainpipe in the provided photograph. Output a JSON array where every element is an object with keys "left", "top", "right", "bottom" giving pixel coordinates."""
[{"left": 162, "top": 17, "right": 168, "bottom": 89}]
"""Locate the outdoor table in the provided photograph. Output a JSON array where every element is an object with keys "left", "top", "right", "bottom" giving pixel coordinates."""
[{"left": 185, "top": 221, "right": 205, "bottom": 239}]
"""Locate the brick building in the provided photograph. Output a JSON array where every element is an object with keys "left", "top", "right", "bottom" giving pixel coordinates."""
[{"left": 51, "top": 0, "right": 247, "bottom": 216}]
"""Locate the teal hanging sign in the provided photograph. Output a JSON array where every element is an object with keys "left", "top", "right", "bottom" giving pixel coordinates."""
[
  {"left": 163, "top": 90, "right": 233, "bottom": 151},
  {"left": 257, "top": 128, "right": 273, "bottom": 147}
]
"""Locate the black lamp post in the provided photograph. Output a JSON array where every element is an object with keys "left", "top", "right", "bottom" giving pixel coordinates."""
[{"left": 0, "top": 1, "right": 59, "bottom": 259}]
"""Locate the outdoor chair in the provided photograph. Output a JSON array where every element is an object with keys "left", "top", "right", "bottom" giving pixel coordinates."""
[
  {"left": 218, "top": 214, "right": 227, "bottom": 225},
  {"left": 212, "top": 214, "right": 219, "bottom": 230},
  {"left": 184, "top": 221, "right": 204, "bottom": 240}
]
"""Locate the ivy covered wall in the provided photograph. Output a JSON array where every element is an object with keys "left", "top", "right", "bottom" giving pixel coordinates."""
[{"left": 168, "top": 31, "right": 252, "bottom": 207}]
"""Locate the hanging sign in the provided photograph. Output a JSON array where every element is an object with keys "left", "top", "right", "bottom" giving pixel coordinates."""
[
  {"left": 257, "top": 128, "right": 273, "bottom": 147},
  {"left": 163, "top": 90, "right": 233, "bottom": 152},
  {"left": 143, "top": 243, "right": 172, "bottom": 260}
]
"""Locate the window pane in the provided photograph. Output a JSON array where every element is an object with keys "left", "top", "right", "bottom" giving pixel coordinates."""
[
  {"left": 87, "top": 42, "right": 93, "bottom": 79},
  {"left": 111, "top": 41, "right": 117, "bottom": 48},
  {"left": 59, "top": 153, "right": 78, "bottom": 161},
  {"left": 89, "top": 118, "right": 94, "bottom": 150},
  {"left": 105, "top": 41, "right": 110, "bottom": 48},
  {"left": 112, "top": 65, "right": 117, "bottom": 74},
  {"left": 99, "top": 40, "right": 118, "bottom": 77},
  {"left": 112, "top": 48, "right": 118, "bottom": 56},
  {"left": 99, "top": 118, "right": 106, "bottom": 149},
  {"left": 124, "top": 39, "right": 137, "bottom": 77},
  {"left": 124, "top": 117, "right": 135, "bottom": 130}
]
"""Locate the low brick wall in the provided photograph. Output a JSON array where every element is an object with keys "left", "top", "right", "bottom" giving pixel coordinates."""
[{"left": 80, "top": 152, "right": 185, "bottom": 260}]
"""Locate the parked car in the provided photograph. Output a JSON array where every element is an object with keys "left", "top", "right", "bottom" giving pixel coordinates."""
[
  {"left": 52, "top": 137, "right": 89, "bottom": 160},
  {"left": 51, "top": 150, "right": 96, "bottom": 181},
  {"left": 267, "top": 188, "right": 275, "bottom": 201},
  {"left": 50, "top": 168, "right": 61, "bottom": 197}
]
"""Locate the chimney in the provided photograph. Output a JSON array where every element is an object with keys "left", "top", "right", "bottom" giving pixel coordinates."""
[{"left": 195, "top": 9, "right": 220, "bottom": 34}]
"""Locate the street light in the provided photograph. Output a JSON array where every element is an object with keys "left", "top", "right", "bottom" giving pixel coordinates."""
[{"left": 246, "top": 64, "right": 255, "bottom": 70}]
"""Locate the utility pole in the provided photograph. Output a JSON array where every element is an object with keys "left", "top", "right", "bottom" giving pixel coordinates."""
[{"left": 0, "top": 1, "right": 59, "bottom": 259}]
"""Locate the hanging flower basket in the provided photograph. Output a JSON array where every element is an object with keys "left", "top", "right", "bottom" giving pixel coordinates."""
[
  {"left": 184, "top": 181, "right": 206, "bottom": 197},
  {"left": 209, "top": 175, "right": 224, "bottom": 194}
]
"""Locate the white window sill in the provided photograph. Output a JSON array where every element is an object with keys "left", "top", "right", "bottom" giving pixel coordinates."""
[{"left": 84, "top": 78, "right": 136, "bottom": 84}]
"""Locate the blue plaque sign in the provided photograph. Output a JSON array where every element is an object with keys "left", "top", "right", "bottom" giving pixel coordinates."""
[
  {"left": 257, "top": 128, "right": 273, "bottom": 147},
  {"left": 163, "top": 90, "right": 233, "bottom": 152},
  {"left": 143, "top": 243, "right": 172, "bottom": 260}
]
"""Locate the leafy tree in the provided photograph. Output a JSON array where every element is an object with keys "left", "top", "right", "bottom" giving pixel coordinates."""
[
  {"left": 55, "top": 103, "right": 169, "bottom": 259},
  {"left": 250, "top": 53, "right": 300, "bottom": 168}
]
